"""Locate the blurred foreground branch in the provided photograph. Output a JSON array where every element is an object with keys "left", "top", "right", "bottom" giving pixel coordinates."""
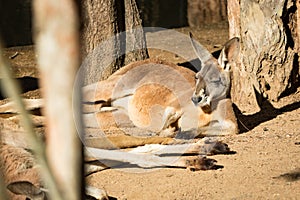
[
  {"left": 33, "top": 0, "right": 83, "bottom": 199},
  {"left": 0, "top": 42, "right": 62, "bottom": 199}
]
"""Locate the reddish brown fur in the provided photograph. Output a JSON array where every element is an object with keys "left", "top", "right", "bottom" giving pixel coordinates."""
[
  {"left": 0, "top": 144, "right": 42, "bottom": 200},
  {"left": 83, "top": 44, "right": 239, "bottom": 136}
]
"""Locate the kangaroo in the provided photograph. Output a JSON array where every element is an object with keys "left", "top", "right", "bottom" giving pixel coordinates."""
[
  {"left": 0, "top": 143, "right": 109, "bottom": 200},
  {"left": 83, "top": 33, "right": 240, "bottom": 138},
  {"left": 0, "top": 143, "right": 45, "bottom": 200}
]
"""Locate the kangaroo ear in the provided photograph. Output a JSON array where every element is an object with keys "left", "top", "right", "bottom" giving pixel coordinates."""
[
  {"left": 7, "top": 181, "right": 45, "bottom": 199},
  {"left": 218, "top": 37, "right": 240, "bottom": 71},
  {"left": 189, "top": 32, "right": 213, "bottom": 71}
]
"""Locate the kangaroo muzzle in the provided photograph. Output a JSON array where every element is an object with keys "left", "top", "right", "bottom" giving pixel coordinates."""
[{"left": 191, "top": 95, "right": 202, "bottom": 105}]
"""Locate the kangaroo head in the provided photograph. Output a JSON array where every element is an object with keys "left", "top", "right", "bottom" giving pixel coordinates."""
[{"left": 189, "top": 33, "right": 240, "bottom": 110}]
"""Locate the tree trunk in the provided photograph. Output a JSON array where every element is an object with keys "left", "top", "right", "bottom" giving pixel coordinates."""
[
  {"left": 123, "top": 0, "right": 149, "bottom": 64},
  {"left": 187, "top": 0, "right": 227, "bottom": 27},
  {"left": 297, "top": 0, "right": 300, "bottom": 69},
  {"left": 81, "top": 0, "right": 148, "bottom": 85},
  {"left": 228, "top": 0, "right": 300, "bottom": 114}
]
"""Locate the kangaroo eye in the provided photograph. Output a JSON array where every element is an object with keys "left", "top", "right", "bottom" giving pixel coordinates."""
[{"left": 199, "top": 88, "right": 205, "bottom": 95}]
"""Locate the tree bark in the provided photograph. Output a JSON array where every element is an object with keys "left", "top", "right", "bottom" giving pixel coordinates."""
[
  {"left": 227, "top": 0, "right": 240, "bottom": 38},
  {"left": 81, "top": 0, "right": 148, "bottom": 85},
  {"left": 297, "top": 0, "right": 300, "bottom": 60},
  {"left": 228, "top": 0, "right": 299, "bottom": 114},
  {"left": 123, "top": 0, "right": 149, "bottom": 65},
  {"left": 187, "top": 0, "right": 227, "bottom": 27}
]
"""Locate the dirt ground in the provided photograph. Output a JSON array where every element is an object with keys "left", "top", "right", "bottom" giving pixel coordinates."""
[{"left": 2, "top": 22, "right": 300, "bottom": 199}]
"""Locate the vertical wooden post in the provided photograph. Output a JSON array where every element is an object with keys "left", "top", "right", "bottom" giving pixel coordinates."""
[{"left": 33, "top": 0, "right": 83, "bottom": 199}]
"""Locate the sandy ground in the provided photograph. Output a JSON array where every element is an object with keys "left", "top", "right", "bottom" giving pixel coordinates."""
[
  {"left": 86, "top": 91, "right": 300, "bottom": 200},
  {"left": 2, "top": 23, "right": 300, "bottom": 199}
]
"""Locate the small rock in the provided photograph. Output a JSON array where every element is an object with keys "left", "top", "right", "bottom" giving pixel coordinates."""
[{"left": 166, "top": 174, "right": 173, "bottom": 177}]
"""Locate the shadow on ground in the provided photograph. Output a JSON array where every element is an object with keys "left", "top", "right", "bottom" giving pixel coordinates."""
[
  {"left": 274, "top": 168, "right": 300, "bottom": 182},
  {"left": 234, "top": 100, "right": 300, "bottom": 133},
  {"left": 0, "top": 76, "right": 39, "bottom": 100}
]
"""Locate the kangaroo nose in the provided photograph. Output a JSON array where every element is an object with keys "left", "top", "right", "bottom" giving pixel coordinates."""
[{"left": 191, "top": 96, "right": 202, "bottom": 105}]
